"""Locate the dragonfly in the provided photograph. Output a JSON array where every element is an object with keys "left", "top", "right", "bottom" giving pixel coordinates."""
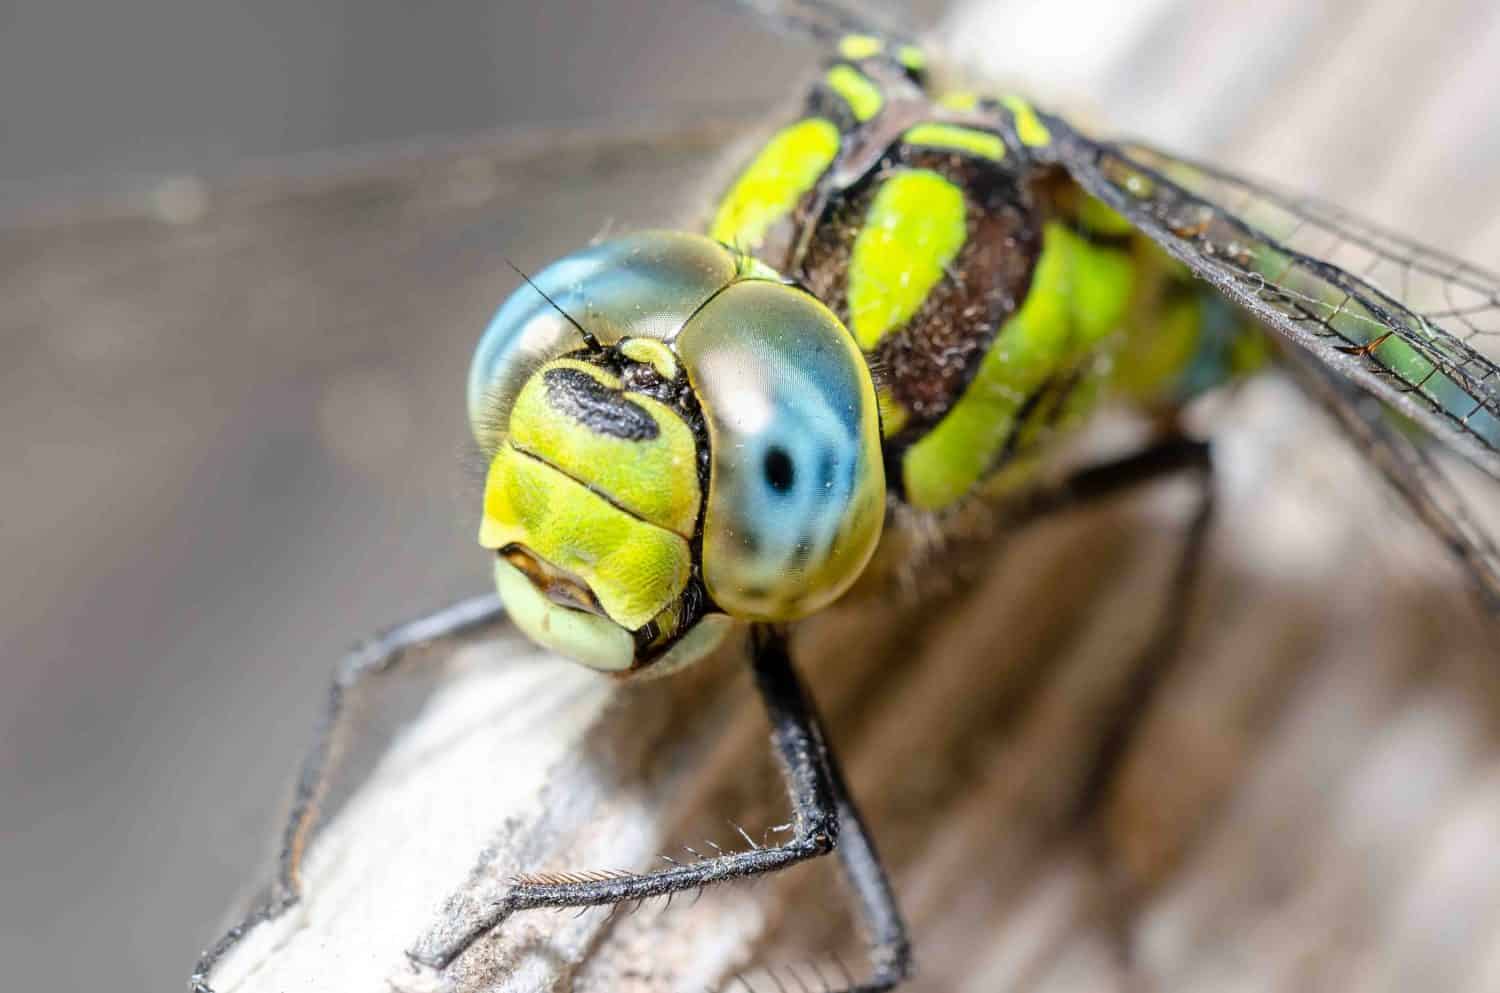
[{"left": 192, "top": 2, "right": 1500, "bottom": 990}]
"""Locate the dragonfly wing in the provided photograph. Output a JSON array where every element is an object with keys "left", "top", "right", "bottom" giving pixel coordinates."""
[
  {"left": 1040, "top": 121, "right": 1500, "bottom": 481},
  {"left": 1285, "top": 347, "right": 1500, "bottom": 609}
]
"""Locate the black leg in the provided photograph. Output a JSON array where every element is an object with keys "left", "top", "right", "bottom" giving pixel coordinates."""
[
  {"left": 189, "top": 593, "right": 507, "bottom": 993},
  {"left": 989, "top": 437, "right": 1217, "bottom": 975},
  {"left": 1065, "top": 439, "right": 1216, "bottom": 825},
  {"left": 421, "top": 625, "right": 911, "bottom": 992},
  {"left": 1009, "top": 435, "right": 1214, "bottom": 528},
  {"left": 748, "top": 626, "right": 912, "bottom": 991},
  {"left": 943, "top": 435, "right": 1217, "bottom": 825}
]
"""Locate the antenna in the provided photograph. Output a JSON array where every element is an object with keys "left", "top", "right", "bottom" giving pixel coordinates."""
[{"left": 505, "top": 259, "right": 601, "bottom": 350}]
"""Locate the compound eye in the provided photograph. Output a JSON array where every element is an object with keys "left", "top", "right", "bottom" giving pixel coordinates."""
[
  {"left": 466, "top": 232, "right": 741, "bottom": 452},
  {"left": 676, "top": 279, "right": 885, "bottom": 621}
]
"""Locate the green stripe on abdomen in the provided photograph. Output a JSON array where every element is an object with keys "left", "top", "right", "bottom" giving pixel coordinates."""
[{"left": 900, "top": 221, "right": 1137, "bottom": 510}]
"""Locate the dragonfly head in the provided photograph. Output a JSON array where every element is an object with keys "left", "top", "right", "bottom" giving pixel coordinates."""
[{"left": 469, "top": 231, "right": 885, "bottom": 675}]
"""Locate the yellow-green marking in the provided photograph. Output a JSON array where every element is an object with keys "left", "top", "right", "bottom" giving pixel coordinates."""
[
  {"left": 710, "top": 118, "right": 840, "bottom": 253},
  {"left": 837, "top": 34, "right": 884, "bottom": 61},
  {"left": 903, "top": 123, "right": 1005, "bottom": 161},
  {"left": 902, "top": 222, "right": 1135, "bottom": 509},
  {"left": 826, "top": 65, "right": 884, "bottom": 122},
  {"left": 848, "top": 169, "right": 968, "bottom": 350},
  {"left": 1001, "top": 95, "right": 1052, "bottom": 148}
]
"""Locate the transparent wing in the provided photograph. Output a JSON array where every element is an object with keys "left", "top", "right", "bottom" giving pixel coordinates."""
[
  {"left": 1283, "top": 348, "right": 1500, "bottom": 609},
  {"left": 1040, "top": 120, "right": 1500, "bottom": 481}
]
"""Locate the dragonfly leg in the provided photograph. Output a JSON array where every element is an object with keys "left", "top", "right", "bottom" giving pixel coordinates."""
[
  {"left": 1081, "top": 441, "right": 1215, "bottom": 979},
  {"left": 991, "top": 434, "right": 1218, "bottom": 825},
  {"left": 753, "top": 624, "right": 913, "bottom": 992},
  {"left": 1014, "top": 437, "right": 1217, "bottom": 972},
  {"left": 1009, "top": 434, "right": 1213, "bottom": 527},
  {"left": 422, "top": 624, "right": 911, "bottom": 991},
  {"left": 188, "top": 593, "right": 507, "bottom": 993},
  {"left": 1063, "top": 438, "right": 1216, "bottom": 826}
]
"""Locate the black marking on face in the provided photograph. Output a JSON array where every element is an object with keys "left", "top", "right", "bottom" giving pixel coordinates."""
[{"left": 543, "top": 367, "right": 660, "bottom": 441}]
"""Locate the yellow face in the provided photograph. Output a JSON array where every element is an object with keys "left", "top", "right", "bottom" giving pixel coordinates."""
[
  {"left": 479, "top": 352, "right": 706, "bottom": 672},
  {"left": 469, "top": 232, "right": 885, "bottom": 675}
]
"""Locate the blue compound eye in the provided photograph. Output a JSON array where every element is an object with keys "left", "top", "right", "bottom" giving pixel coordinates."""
[
  {"left": 466, "top": 232, "right": 741, "bottom": 453},
  {"left": 676, "top": 279, "right": 885, "bottom": 621}
]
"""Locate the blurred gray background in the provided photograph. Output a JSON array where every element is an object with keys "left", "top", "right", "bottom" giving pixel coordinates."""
[
  {"left": 3, "top": 1, "right": 1498, "bottom": 991},
  {"left": 0, "top": 1, "right": 806, "bottom": 211}
]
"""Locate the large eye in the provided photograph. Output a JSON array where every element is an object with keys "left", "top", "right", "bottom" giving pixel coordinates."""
[
  {"left": 466, "top": 232, "right": 740, "bottom": 452},
  {"left": 676, "top": 279, "right": 885, "bottom": 621}
]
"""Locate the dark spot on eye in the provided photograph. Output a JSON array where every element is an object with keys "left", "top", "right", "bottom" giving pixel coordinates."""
[{"left": 764, "top": 446, "right": 795, "bottom": 493}]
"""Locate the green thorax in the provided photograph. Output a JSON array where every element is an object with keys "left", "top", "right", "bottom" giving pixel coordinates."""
[{"left": 709, "top": 42, "right": 1260, "bottom": 512}]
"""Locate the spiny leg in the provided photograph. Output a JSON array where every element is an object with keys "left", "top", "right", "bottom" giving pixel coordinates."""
[
  {"left": 1009, "top": 434, "right": 1213, "bottom": 530},
  {"left": 189, "top": 593, "right": 507, "bottom": 993},
  {"left": 743, "top": 625, "right": 912, "bottom": 991},
  {"left": 421, "top": 624, "right": 911, "bottom": 992},
  {"left": 939, "top": 433, "right": 1215, "bottom": 818},
  {"left": 1065, "top": 438, "right": 1216, "bottom": 826},
  {"left": 919, "top": 434, "right": 1217, "bottom": 804},
  {"left": 962, "top": 434, "right": 1220, "bottom": 821},
  {"left": 1017, "top": 436, "right": 1217, "bottom": 974}
]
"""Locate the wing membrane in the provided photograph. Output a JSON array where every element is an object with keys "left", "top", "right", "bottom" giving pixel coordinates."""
[
  {"left": 1041, "top": 121, "right": 1500, "bottom": 480},
  {"left": 1284, "top": 348, "right": 1500, "bottom": 609}
]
